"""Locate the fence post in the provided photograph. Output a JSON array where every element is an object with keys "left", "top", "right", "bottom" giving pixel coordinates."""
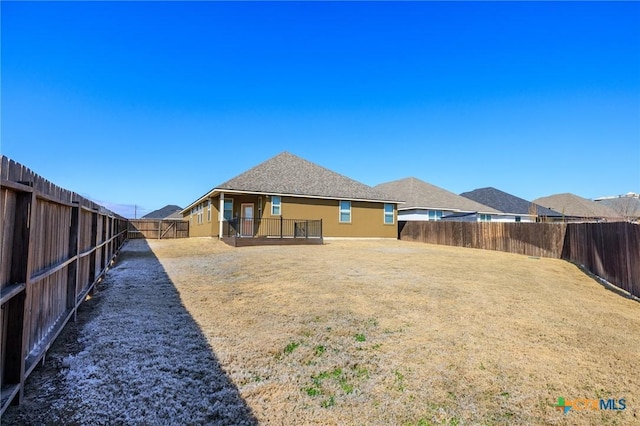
[
  {"left": 4, "top": 187, "right": 37, "bottom": 406},
  {"left": 67, "top": 202, "right": 80, "bottom": 322},
  {"left": 234, "top": 216, "right": 238, "bottom": 245},
  {"left": 101, "top": 215, "right": 107, "bottom": 271},
  {"left": 88, "top": 209, "right": 98, "bottom": 287},
  {"left": 306, "top": 220, "right": 308, "bottom": 239},
  {"left": 280, "top": 216, "right": 283, "bottom": 239}
]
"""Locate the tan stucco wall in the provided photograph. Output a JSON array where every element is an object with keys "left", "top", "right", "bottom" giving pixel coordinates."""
[
  {"left": 264, "top": 196, "right": 397, "bottom": 238},
  {"left": 183, "top": 198, "right": 218, "bottom": 237},
  {"left": 185, "top": 193, "right": 397, "bottom": 238}
]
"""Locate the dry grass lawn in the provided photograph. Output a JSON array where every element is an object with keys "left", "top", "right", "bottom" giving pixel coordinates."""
[{"left": 150, "top": 238, "right": 639, "bottom": 425}]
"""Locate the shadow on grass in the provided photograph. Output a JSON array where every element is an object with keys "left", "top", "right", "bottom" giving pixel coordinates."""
[
  {"left": 3, "top": 239, "right": 258, "bottom": 425},
  {"left": 567, "top": 260, "right": 640, "bottom": 304}
]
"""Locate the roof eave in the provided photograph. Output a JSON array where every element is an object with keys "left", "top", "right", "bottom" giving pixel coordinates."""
[
  {"left": 182, "top": 188, "right": 404, "bottom": 213},
  {"left": 216, "top": 188, "right": 403, "bottom": 204},
  {"left": 398, "top": 206, "right": 501, "bottom": 214}
]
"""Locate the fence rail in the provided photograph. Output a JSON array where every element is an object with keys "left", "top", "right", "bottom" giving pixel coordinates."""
[
  {"left": 127, "top": 219, "right": 189, "bottom": 239},
  {"left": 223, "top": 216, "right": 323, "bottom": 239},
  {"left": 221, "top": 217, "right": 323, "bottom": 247},
  {"left": 1, "top": 156, "right": 127, "bottom": 414},
  {"left": 399, "top": 221, "right": 639, "bottom": 299}
]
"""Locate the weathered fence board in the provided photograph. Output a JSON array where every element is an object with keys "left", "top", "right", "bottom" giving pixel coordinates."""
[
  {"left": 400, "top": 222, "right": 568, "bottom": 258},
  {"left": 561, "top": 222, "right": 639, "bottom": 299},
  {"left": 127, "top": 219, "right": 189, "bottom": 239},
  {"left": 399, "top": 221, "right": 639, "bottom": 299},
  {"left": 0, "top": 156, "right": 128, "bottom": 414}
]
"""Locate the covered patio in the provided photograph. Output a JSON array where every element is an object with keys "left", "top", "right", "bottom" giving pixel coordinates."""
[{"left": 220, "top": 216, "right": 323, "bottom": 247}]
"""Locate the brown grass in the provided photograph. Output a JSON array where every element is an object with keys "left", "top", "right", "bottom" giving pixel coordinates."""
[{"left": 150, "top": 238, "right": 640, "bottom": 425}]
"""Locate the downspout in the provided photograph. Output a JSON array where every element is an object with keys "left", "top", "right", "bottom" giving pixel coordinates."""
[{"left": 219, "top": 193, "right": 224, "bottom": 238}]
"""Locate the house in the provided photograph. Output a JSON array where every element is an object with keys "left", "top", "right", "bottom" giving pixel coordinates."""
[
  {"left": 594, "top": 193, "right": 640, "bottom": 223},
  {"left": 459, "top": 187, "right": 562, "bottom": 222},
  {"left": 142, "top": 204, "right": 184, "bottom": 219},
  {"left": 532, "top": 193, "right": 621, "bottom": 222},
  {"left": 374, "top": 177, "right": 501, "bottom": 222},
  {"left": 181, "top": 152, "right": 401, "bottom": 240}
]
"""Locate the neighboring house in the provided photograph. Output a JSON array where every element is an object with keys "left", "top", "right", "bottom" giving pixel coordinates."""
[
  {"left": 181, "top": 152, "right": 401, "bottom": 238},
  {"left": 460, "top": 187, "right": 563, "bottom": 222},
  {"left": 533, "top": 193, "right": 621, "bottom": 222},
  {"left": 594, "top": 193, "right": 640, "bottom": 222},
  {"left": 374, "top": 177, "right": 501, "bottom": 222},
  {"left": 142, "top": 204, "right": 184, "bottom": 219}
]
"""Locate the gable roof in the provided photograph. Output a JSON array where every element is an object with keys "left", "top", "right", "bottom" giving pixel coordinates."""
[
  {"left": 183, "top": 152, "right": 400, "bottom": 211},
  {"left": 142, "top": 204, "right": 183, "bottom": 219},
  {"left": 460, "top": 187, "right": 562, "bottom": 217},
  {"left": 374, "top": 177, "right": 501, "bottom": 213},
  {"left": 595, "top": 196, "right": 640, "bottom": 219},
  {"left": 532, "top": 193, "right": 621, "bottom": 219},
  {"left": 166, "top": 210, "right": 185, "bottom": 220}
]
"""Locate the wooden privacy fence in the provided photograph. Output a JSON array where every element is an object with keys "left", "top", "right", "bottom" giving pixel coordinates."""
[
  {"left": 127, "top": 219, "right": 189, "bottom": 239},
  {"left": 1, "top": 156, "right": 128, "bottom": 414},
  {"left": 399, "top": 221, "right": 639, "bottom": 299},
  {"left": 561, "top": 222, "right": 639, "bottom": 299},
  {"left": 399, "top": 221, "right": 567, "bottom": 258}
]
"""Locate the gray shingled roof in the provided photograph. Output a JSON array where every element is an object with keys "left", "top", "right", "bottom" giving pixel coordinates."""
[
  {"left": 374, "top": 177, "right": 501, "bottom": 213},
  {"left": 166, "top": 210, "right": 185, "bottom": 220},
  {"left": 215, "top": 152, "right": 400, "bottom": 202},
  {"left": 460, "top": 187, "right": 562, "bottom": 217},
  {"left": 142, "top": 204, "right": 183, "bottom": 219},
  {"left": 595, "top": 196, "right": 640, "bottom": 219},
  {"left": 533, "top": 193, "right": 621, "bottom": 219}
]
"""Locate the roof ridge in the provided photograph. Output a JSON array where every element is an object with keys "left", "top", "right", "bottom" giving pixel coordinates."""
[
  {"left": 375, "top": 177, "right": 501, "bottom": 213},
  {"left": 212, "top": 152, "right": 401, "bottom": 202}
]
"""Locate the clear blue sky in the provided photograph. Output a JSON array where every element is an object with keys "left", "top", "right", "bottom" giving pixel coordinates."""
[{"left": 2, "top": 1, "right": 639, "bottom": 218}]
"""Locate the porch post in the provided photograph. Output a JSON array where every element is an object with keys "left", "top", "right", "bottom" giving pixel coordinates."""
[{"left": 219, "top": 193, "right": 224, "bottom": 238}]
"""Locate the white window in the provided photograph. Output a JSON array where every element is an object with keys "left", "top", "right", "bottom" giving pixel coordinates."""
[
  {"left": 223, "top": 199, "right": 233, "bottom": 220},
  {"left": 479, "top": 214, "right": 492, "bottom": 222},
  {"left": 207, "top": 200, "right": 211, "bottom": 222},
  {"left": 384, "top": 203, "right": 394, "bottom": 224},
  {"left": 197, "top": 203, "right": 203, "bottom": 224},
  {"left": 428, "top": 210, "right": 443, "bottom": 221},
  {"left": 271, "top": 196, "right": 281, "bottom": 216},
  {"left": 339, "top": 200, "right": 351, "bottom": 223}
]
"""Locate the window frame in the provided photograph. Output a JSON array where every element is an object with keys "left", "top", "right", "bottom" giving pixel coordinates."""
[
  {"left": 271, "top": 195, "right": 281, "bottom": 216},
  {"left": 384, "top": 203, "right": 394, "bottom": 224},
  {"left": 428, "top": 210, "right": 443, "bottom": 221},
  {"left": 339, "top": 200, "right": 351, "bottom": 223},
  {"left": 223, "top": 199, "right": 234, "bottom": 221}
]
